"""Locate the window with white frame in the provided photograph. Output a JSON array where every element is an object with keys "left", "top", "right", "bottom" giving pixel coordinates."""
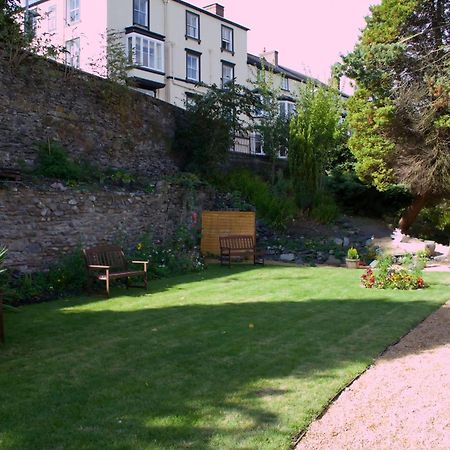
[
  {"left": 251, "top": 132, "right": 264, "bottom": 155},
  {"left": 279, "top": 100, "right": 295, "bottom": 118},
  {"left": 65, "top": 37, "right": 80, "bottom": 68},
  {"left": 186, "top": 51, "right": 200, "bottom": 82},
  {"left": 47, "top": 5, "right": 56, "bottom": 32},
  {"left": 127, "top": 34, "right": 164, "bottom": 72},
  {"left": 67, "top": 0, "right": 80, "bottom": 24},
  {"left": 222, "top": 62, "right": 234, "bottom": 88},
  {"left": 133, "top": 0, "right": 149, "bottom": 28},
  {"left": 221, "top": 25, "right": 233, "bottom": 52},
  {"left": 282, "top": 76, "right": 289, "bottom": 91},
  {"left": 186, "top": 11, "right": 199, "bottom": 40},
  {"left": 278, "top": 147, "right": 288, "bottom": 159}
]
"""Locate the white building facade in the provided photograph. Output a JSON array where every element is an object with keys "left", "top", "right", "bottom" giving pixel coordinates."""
[{"left": 25, "top": 0, "right": 249, "bottom": 108}]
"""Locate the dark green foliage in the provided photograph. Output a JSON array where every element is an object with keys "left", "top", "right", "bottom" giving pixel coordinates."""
[
  {"left": 102, "top": 168, "right": 135, "bottom": 186},
  {"left": 0, "top": 1, "right": 26, "bottom": 47},
  {"left": 222, "top": 170, "right": 297, "bottom": 229},
  {"left": 310, "top": 192, "right": 340, "bottom": 224},
  {"left": 36, "top": 142, "right": 86, "bottom": 181},
  {"left": 3, "top": 251, "right": 89, "bottom": 305},
  {"left": 0, "top": 0, "right": 64, "bottom": 66},
  {"left": 289, "top": 81, "right": 343, "bottom": 209},
  {"left": 337, "top": 0, "right": 450, "bottom": 231},
  {"left": 409, "top": 201, "right": 450, "bottom": 244},
  {"left": 326, "top": 171, "right": 412, "bottom": 218},
  {"left": 35, "top": 141, "right": 138, "bottom": 187},
  {"left": 174, "top": 83, "right": 257, "bottom": 176}
]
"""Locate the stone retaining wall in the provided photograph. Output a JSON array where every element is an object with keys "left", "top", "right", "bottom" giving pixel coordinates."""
[
  {"left": 0, "top": 182, "right": 213, "bottom": 272},
  {"left": 0, "top": 49, "right": 181, "bottom": 179}
]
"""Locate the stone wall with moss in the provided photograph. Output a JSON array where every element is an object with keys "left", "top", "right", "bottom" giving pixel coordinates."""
[
  {"left": 0, "top": 181, "right": 214, "bottom": 272},
  {"left": 0, "top": 49, "right": 181, "bottom": 178},
  {"left": 0, "top": 50, "right": 218, "bottom": 272}
]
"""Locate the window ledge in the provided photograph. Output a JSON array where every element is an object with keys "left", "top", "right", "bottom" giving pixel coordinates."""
[
  {"left": 185, "top": 35, "right": 201, "bottom": 44},
  {"left": 220, "top": 48, "right": 235, "bottom": 56}
]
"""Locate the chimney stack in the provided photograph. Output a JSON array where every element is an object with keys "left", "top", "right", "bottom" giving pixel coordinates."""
[
  {"left": 260, "top": 50, "right": 279, "bottom": 67},
  {"left": 203, "top": 3, "right": 225, "bottom": 17}
]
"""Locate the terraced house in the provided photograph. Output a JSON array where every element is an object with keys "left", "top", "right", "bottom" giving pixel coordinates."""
[
  {"left": 24, "top": 0, "right": 249, "bottom": 108},
  {"left": 24, "top": 0, "right": 343, "bottom": 157}
]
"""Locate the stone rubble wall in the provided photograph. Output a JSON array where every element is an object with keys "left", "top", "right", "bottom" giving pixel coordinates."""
[
  {"left": 0, "top": 49, "right": 181, "bottom": 179},
  {"left": 0, "top": 182, "right": 214, "bottom": 272},
  {"left": 0, "top": 50, "right": 211, "bottom": 272}
]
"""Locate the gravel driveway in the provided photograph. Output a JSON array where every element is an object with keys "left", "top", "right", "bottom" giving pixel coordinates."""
[{"left": 296, "top": 300, "right": 450, "bottom": 450}]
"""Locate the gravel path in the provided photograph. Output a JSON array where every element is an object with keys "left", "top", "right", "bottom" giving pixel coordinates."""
[{"left": 296, "top": 300, "right": 450, "bottom": 450}]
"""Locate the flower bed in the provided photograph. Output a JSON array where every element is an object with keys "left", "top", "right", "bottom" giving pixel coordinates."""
[{"left": 361, "top": 253, "right": 426, "bottom": 290}]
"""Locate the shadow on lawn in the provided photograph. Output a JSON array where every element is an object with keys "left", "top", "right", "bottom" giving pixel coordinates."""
[{"left": 1, "top": 273, "right": 448, "bottom": 449}]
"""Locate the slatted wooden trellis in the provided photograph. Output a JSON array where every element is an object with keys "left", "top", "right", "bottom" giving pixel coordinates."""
[{"left": 200, "top": 211, "right": 256, "bottom": 256}]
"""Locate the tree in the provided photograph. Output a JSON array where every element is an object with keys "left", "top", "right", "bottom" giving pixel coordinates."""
[
  {"left": 0, "top": 0, "right": 28, "bottom": 58},
  {"left": 337, "top": 0, "right": 450, "bottom": 232},
  {"left": 289, "top": 81, "right": 342, "bottom": 209},
  {"left": 175, "top": 82, "right": 257, "bottom": 176},
  {"left": 0, "top": 0, "right": 64, "bottom": 66},
  {"left": 253, "top": 65, "right": 290, "bottom": 184}
]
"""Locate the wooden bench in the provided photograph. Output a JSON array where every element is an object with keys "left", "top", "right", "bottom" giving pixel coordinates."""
[
  {"left": 219, "top": 235, "right": 264, "bottom": 267},
  {"left": 83, "top": 245, "right": 149, "bottom": 297}
]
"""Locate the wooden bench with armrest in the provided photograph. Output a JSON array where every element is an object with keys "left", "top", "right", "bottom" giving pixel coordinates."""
[
  {"left": 83, "top": 245, "right": 148, "bottom": 297},
  {"left": 219, "top": 235, "right": 264, "bottom": 267}
]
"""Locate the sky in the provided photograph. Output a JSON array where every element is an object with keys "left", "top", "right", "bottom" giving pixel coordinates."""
[{"left": 190, "top": 0, "right": 381, "bottom": 93}]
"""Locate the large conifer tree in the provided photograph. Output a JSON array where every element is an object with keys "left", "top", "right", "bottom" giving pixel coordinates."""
[{"left": 338, "top": 0, "right": 449, "bottom": 232}]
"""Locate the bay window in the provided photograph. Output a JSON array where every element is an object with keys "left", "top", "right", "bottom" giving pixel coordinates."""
[{"left": 127, "top": 34, "right": 164, "bottom": 72}]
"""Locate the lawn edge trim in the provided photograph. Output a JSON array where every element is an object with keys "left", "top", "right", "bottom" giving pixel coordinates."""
[{"left": 290, "top": 298, "right": 450, "bottom": 448}]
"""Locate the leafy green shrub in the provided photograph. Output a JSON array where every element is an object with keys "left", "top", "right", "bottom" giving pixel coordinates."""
[
  {"left": 361, "top": 254, "right": 426, "bottom": 290},
  {"left": 347, "top": 247, "right": 359, "bottom": 260},
  {"left": 408, "top": 201, "right": 450, "bottom": 245},
  {"left": 311, "top": 191, "right": 340, "bottom": 224},
  {"left": 4, "top": 250, "right": 89, "bottom": 305},
  {"left": 222, "top": 170, "right": 297, "bottom": 229},
  {"left": 132, "top": 226, "right": 204, "bottom": 279},
  {"left": 36, "top": 142, "right": 86, "bottom": 181},
  {"left": 103, "top": 168, "right": 135, "bottom": 186}
]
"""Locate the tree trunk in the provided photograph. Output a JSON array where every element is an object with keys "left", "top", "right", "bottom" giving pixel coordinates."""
[{"left": 398, "top": 193, "right": 431, "bottom": 234}]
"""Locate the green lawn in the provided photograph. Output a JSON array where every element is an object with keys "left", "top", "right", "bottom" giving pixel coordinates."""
[{"left": 1, "top": 266, "right": 449, "bottom": 450}]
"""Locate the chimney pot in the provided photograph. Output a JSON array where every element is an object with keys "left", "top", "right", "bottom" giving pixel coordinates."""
[
  {"left": 260, "top": 50, "right": 279, "bottom": 67},
  {"left": 203, "top": 3, "right": 225, "bottom": 17}
]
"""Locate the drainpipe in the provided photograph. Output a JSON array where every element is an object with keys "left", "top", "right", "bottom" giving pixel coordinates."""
[{"left": 163, "top": 0, "right": 172, "bottom": 103}]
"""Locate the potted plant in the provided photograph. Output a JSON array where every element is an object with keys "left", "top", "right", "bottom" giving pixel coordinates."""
[{"left": 346, "top": 247, "right": 360, "bottom": 269}]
